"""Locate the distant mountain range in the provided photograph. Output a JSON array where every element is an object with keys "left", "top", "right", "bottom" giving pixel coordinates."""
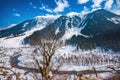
[{"left": 0, "top": 9, "right": 120, "bottom": 51}]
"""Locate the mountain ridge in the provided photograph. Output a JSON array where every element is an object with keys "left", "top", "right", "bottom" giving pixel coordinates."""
[{"left": 0, "top": 9, "right": 120, "bottom": 51}]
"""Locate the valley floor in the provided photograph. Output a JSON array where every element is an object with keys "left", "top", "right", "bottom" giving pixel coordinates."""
[{"left": 0, "top": 47, "right": 120, "bottom": 80}]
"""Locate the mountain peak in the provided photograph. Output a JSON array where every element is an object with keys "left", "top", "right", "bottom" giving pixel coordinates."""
[
  {"left": 66, "top": 12, "right": 80, "bottom": 17},
  {"left": 92, "top": 9, "right": 119, "bottom": 17}
]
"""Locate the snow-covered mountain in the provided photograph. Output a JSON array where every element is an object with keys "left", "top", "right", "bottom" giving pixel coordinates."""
[
  {"left": 0, "top": 15, "right": 60, "bottom": 38},
  {"left": 0, "top": 9, "right": 120, "bottom": 51},
  {"left": 67, "top": 9, "right": 120, "bottom": 51},
  {"left": 0, "top": 15, "right": 60, "bottom": 47}
]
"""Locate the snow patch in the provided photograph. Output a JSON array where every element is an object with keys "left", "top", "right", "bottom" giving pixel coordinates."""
[
  {"left": 0, "top": 24, "right": 16, "bottom": 30},
  {"left": 107, "top": 17, "right": 120, "bottom": 24},
  {"left": 63, "top": 27, "right": 80, "bottom": 39},
  {"left": 62, "top": 22, "right": 89, "bottom": 40},
  {"left": 98, "top": 72, "right": 113, "bottom": 79},
  {"left": 0, "top": 35, "right": 29, "bottom": 48},
  {"left": 23, "top": 22, "right": 28, "bottom": 28},
  {"left": 62, "top": 27, "right": 81, "bottom": 40},
  {"left": 34, "top": 14, "right": 61, "bottom": 19},
  {"left": 55, "top": 27, "right": 60, "bottom": 35}
]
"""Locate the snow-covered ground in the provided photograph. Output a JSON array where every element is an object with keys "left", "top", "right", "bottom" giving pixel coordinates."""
[{"left": 0, "top": 47, "right": 120, "bottom": 80}]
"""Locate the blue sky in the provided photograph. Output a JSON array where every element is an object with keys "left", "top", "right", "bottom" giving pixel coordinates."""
[{"left": 0, "top": 0, "right": 120, "bottom": 28}]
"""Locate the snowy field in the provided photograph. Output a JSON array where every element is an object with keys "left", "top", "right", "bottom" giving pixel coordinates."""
[{"left": 0, "top": 46, "right": 120, "bottom": 80}]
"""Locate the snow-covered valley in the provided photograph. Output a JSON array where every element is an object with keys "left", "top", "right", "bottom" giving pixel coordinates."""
[{"left": 0, "top": 46, "right": 120, "bottom": 80}]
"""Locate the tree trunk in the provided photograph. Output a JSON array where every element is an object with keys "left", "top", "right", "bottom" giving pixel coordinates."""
[{"left": 44, "top": 66, "right": 50, "bottom": 80}]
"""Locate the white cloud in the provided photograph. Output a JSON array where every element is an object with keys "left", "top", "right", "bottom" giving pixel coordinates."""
[
  {"left": 81, "top": 6, "right": 90, "bottom": 15},
  {"left": 105, "top": 0, "right": 120, "bottom": 15},
  {"left": 116, "top": 0, "right": 120, "bottom": 9},
  {"left": 40, "top": 0, "right": 69, "bottom": 13},
  {"left": 29, "top": 2, "right": 38, "bottom": 9},
  {"left": 92, "top": 0, "right": 104, "bottom": 8},
  {"left": 104, "top": 0, "right": 114, "bottom": 9},
  {"left": 13, "top": 13, "right": 21, "bottom": 17},
  {"left": 78, "top": 0, "right": 89, "bottom": 4},
  {"left": 40, "top": 4, "right": 53, "bottom": 13},
  {"left": 113, "top": 10, "right": 120, "bottom": 15},
  {"left": 53, "top": 0, "right": 69, "bottom": 13},
  {"left": 112, "top": 0, "right": 120, "bottom": 15}
]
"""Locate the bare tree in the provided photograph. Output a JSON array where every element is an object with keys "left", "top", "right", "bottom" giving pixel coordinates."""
[{"left": 29, "top": 33, "right": 63, "bottom": 80}]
